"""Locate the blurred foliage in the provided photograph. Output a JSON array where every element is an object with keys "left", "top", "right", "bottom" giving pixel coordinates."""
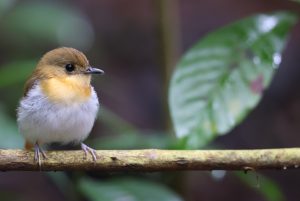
[
  {"left": 95, "top": 108, "right": 177, "bottom": 149},
  {"left": 0, "top": 105, "right": 23, "bottom": 149},
  {"left": 78, "top": 177, "right": 183, "bottom": 201},
  {"left": 93, "top": 131, "right": 176, "bottom": 150},
  {"left": 236, "top": 172, "right": 285, "bottom": 201},
  {"left": 98, "top": 107, "right": 138, "bottom": 134},
  {"left": 0, "top": 1, "right": 94, "bottom": 52},
  {"left": 0, "top": 0, "right": 15, "bottom": 16},
  {"left": 47, "top": 172, "right": 79, "bottom": 201},
  {"left": 0, "top": 191, "right": 20, "bottom": 201},
  {"left": 169, "top": 12, "right": 297, "bottom": 149},
  {"left": 0, "top": 60, "right": 35, "bottom": 88},
  {"left": 0, "top": 1, "right": 298, "bottom": 200}
]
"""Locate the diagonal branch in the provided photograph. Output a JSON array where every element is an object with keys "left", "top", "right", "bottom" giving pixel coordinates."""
[{"left": 1, "top": 148, "right": 300, "bottom": 171}]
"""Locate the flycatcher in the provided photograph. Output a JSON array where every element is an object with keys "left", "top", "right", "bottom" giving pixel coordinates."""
[{"left": 17, "top": 47, "right": 104, "bottom": 165}]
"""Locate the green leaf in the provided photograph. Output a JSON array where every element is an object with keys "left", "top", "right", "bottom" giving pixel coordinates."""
[
  {"left": 78, "top": 177, "right": 183, "bottom": 201},
  {"left": 0, "top": 104, "right": 23, "bottom": 148},
  {"left": 0, "top": 60, "right": 36, "bottom": 88},
  {"left": 236, "top": 172, "right": 284, "bottom": 201},
  {"left": 169, "top": 12, "right": 298, "bottom": 148}
]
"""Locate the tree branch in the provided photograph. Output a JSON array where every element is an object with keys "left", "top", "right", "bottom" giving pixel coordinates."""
[{"left": 1, "top": 148, "right": 300, "bottom": 171}]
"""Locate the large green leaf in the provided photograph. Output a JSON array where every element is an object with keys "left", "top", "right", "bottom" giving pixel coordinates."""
[
  {"left": 169, "top": 12, "right": 297, "bottom": 148},
  {"left": 78, "top": 177, "right": 183, "bottom": 201}
]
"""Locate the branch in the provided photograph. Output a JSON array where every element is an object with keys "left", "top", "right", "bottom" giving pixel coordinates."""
[{"left": 1, "top": 148, "right": 300, "bottom": 171}]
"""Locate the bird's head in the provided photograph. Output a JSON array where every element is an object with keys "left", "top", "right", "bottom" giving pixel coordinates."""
[
  {"left": 24, "top": 47, "right": 104, "bottom": 102},
  {"left": 36, "top": 47, "right": 104, "bottom": 80}
]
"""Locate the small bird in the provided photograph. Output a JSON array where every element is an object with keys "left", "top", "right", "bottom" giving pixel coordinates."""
[{"left": 17, "top": 47, "right": 104, "bottom": 165}]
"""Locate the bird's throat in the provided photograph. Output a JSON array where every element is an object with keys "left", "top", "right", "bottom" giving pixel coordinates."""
[{"left": 40, "top": 75, "right": 92, "bottom": 104}]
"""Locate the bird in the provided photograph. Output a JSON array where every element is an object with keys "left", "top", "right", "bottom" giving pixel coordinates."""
[{"left": 17, "top": 47, "right": 104, "bottom": 166}]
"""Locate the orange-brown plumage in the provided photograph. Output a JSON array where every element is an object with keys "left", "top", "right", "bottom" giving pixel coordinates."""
[
  {"left": 24, "top": 47, "right": 90, "bottom": 97},
  {"left": 40, "top": 76, "right": 92, "bottom": 104}
]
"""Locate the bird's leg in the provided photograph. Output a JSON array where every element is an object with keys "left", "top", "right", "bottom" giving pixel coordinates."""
[
  {"left": 81, "top": 143, "right": 97, "bottom": 161},
  {"left": 34, "top": 144, "right": 41, "bottom": 167},
  {"left": 34, "top": 142, "right": 47, "bottom": 168}
]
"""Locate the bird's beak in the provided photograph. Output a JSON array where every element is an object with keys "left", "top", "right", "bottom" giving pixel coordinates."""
[{"left": 84, "top": 66, "right": 105, "bottom": 75}]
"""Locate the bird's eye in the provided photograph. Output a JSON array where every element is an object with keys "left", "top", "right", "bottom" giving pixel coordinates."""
[{"left": 65, "top": 64, "right": 75, "bottom": 72}]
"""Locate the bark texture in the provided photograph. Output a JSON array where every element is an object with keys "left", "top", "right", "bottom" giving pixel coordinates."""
[{"left": 0, "top": 148, "right": 300, "bottom": 171}]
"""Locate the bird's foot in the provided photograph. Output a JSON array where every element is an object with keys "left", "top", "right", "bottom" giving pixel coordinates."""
[
  {"left": 81, "top": 143, "right": 97, "bottom": 161},
  {"left": 34, "top": 143, "right": 47, "bottom": 169}
]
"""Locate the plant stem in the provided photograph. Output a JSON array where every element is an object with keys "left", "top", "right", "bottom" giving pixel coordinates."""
[{"left": 155, "top": 0, "right": 181, "bottom": 131}]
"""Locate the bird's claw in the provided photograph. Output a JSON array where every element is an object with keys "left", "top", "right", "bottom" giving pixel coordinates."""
[
  {"left": 81, "top": 143, "right": 97, "bottom": 161},
  {"left": 34, "top": 143, "right": 47, "bottom": 169}
]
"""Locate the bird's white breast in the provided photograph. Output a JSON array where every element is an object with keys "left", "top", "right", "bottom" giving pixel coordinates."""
[{"left": 17, "top": 83, "right": 99, "bottom": 145}]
